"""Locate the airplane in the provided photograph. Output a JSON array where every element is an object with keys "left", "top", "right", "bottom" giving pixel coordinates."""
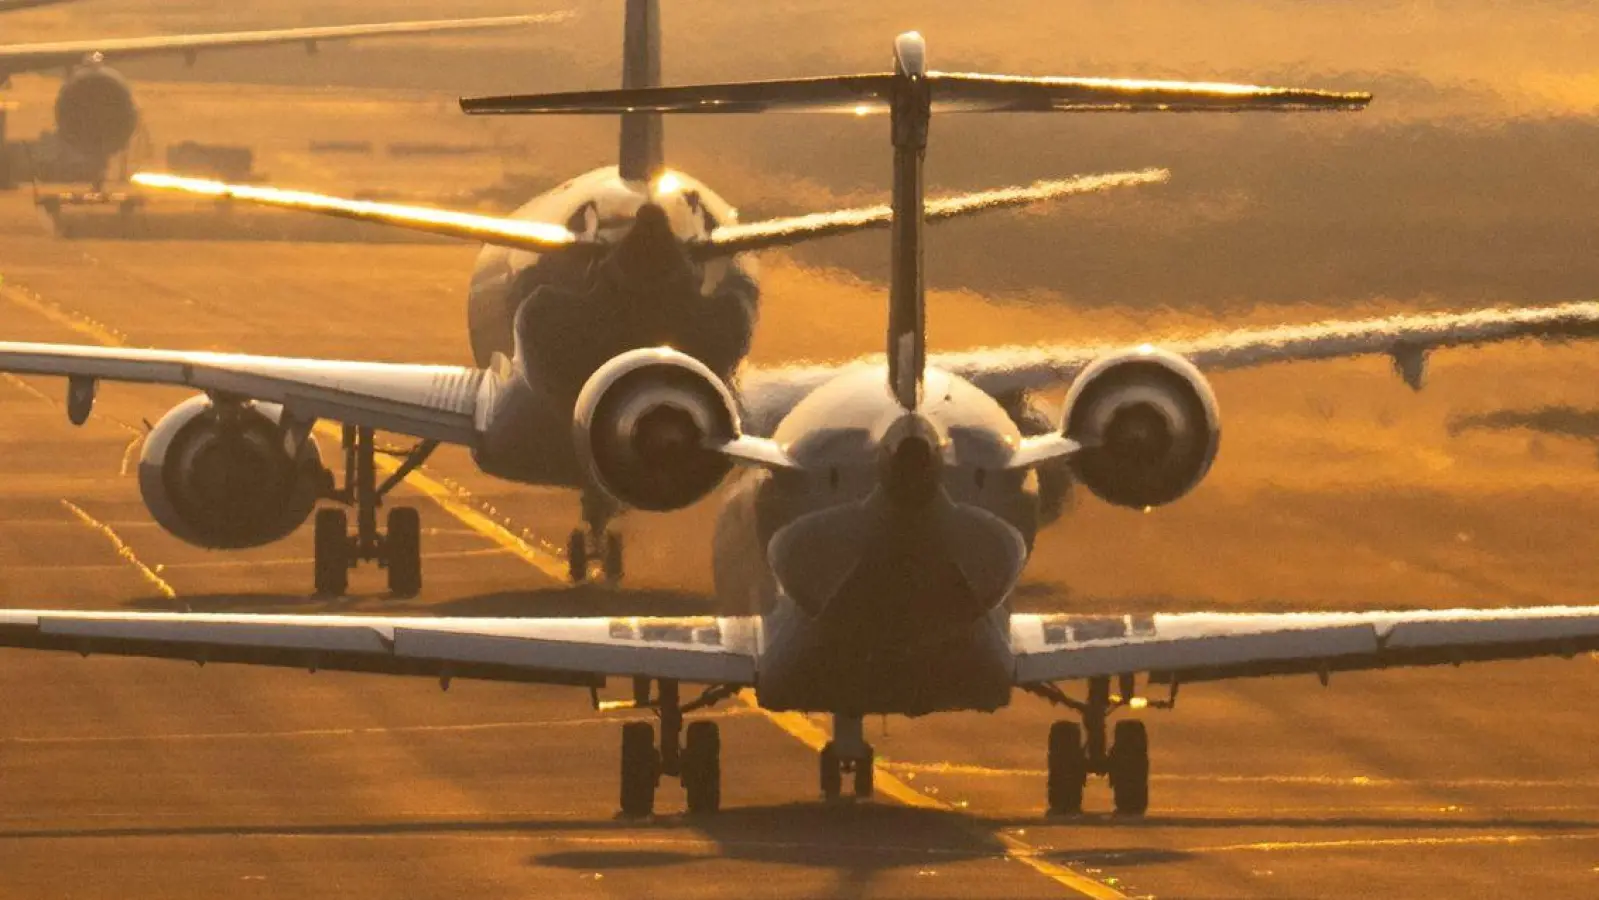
[
  {"left": 9, "top": 32, "right": 1599, "bottom": 820},
  {"left": 127, "top": 0, "right": 1166, "bottom": 590},
  {"left": 0, "top": 9, "right": 568, "bottom": 187}
]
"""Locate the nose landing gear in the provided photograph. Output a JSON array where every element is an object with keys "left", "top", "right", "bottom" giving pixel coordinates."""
[
  {"left": 819, "top": 714, "right": 875, "bottom": 801},
  {"left": 568, "top": 489, "right": 624, "bottom": 584}
]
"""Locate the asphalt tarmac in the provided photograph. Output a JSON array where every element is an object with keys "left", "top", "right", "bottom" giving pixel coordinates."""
[{"left": 5, "top": 195, "right": 1599, "bottom": 900}]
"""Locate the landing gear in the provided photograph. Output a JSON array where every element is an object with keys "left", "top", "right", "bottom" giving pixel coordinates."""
[
  {"left": 682, "top": 720, "right": 722, "bottom": 814},
  {"left": 1033, "top": 676, "right": 1158, "bottom": 815},
  {"left": 311, "top": 425, "right": 437, "bottom": 597},
  {"left": 1108, "top": 720, "right": 1150, "bottom": 815},
  {"left": 619, "top": 720, "right": 659, "bottom": 818},
  {"left": 610, "top": 678, "right": 735, "bottom": 817},
  {"left": 1047, "top": 721, "right": 1087, "bottom": 814},
  {"left": 568, "top": 489, "right": 624, "bottom": 584},
  {"left": 819, "top": 714, "right": 875, "bottom": 801}
]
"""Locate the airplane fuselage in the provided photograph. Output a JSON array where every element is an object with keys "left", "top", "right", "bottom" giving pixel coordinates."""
[
  {"left": 469, "top": 166, "right": 759, "bottom": 488},
  {"left": 714, "top": 366, "right": 1041, "bottom": 716}
]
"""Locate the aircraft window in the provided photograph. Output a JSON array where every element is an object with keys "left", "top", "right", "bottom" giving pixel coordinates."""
[
  {"left": 974, "top": 468, "right": 987, "bottom": 490},
  {"left": 829, "top": 468, "right": 840, "bottom": 491}
]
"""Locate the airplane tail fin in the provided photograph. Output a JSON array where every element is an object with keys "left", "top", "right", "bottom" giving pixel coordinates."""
[
  {"left": 617, "top": 0, "right": 664, "bottom": 182},
  {"left": 461, "top": 31, "right": 1369, "bottom": 409}
]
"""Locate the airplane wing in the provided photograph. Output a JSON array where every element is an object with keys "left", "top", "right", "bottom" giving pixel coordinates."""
[
  {"left": 736, "top": 301, "right": 1599, "bottom": 432},
  {"left": 128, "top": 168, "right": 1165, "bottom": 258},
  {"left": 0, "top": 609, "right": 758, "bottom": 687},
  {"left": 939, "top": 300, "right": 1599, "bottom": 396},
  {"left": 0, "top": 342, "right": 490, "bottom": 444},
  {"left": 1011, "top": 606, "right": 1599, "bottom": 686},
  {"left": 0, "top": 13, "right": 566, "bottom": 77}
]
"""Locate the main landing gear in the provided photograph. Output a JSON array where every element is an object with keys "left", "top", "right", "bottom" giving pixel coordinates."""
[
  {"left": 313, "top": 425, "right": 437, "bottom": 598},
  {"left": 820, "top": 714, "right": 875, "bottom": 801},
  {"left": 568, "top": 488, "right": 623, "bottom": 584},
  {"left": 1031, "top": 675, "right": 1160, "bottom": 816},
  {"left": 615, "top": 679, "right": 737, "bottom": 818}
]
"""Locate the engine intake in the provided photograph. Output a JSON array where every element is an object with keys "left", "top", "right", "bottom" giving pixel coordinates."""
[
  {"left": 1063, "top": 348, "right": 1220, "bottom": 509},
  {"left": 56, "top": 66, "right": 139, "bottom": 162},
  {"left": 574, "top": 348, "right": 740, "bottom": 512},
  {"left": 138, "top": 396, "right": 324, "bottom": 549}
]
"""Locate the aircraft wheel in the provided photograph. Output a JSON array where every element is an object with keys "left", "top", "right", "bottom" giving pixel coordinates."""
[
  {"left": 619, "top": 721, "right": 659, "bottom": 818},
  {"left": 681, "top": 720, "right": 722, "bottom": 814},
  {"left": 602, "top": 531, "right": 624, "bottom": 583},
  {"left": 819, "top": 742, "right": 842, "bottom": 801},
  {"left": 853, "top": 744, "right": 875, "bottom": 799},
  {"left": 385, "top": 507, "right": 422, "bottom": 598},
  {"left": 567, "top": 528, "right": 589, "bottom": 583},
  {"left": 313, "top": 508, "right": 349, "bottom": 597},
  {"left": 1047, "top": 721, "right": 1087, "bottom": 815},
  {"left": 1108, "top": 720, "right": 1150, "bottom": 816}
]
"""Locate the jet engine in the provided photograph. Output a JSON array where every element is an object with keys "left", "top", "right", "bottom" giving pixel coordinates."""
[
  {"left": 574, "top": 347, "right": 739, "bottom": 512},
  {"left": 1062, "top": 348, "right": 1220, "bottom": 509},
  {"left": 138, "top": 395, "right": 324, "bottom": 549},
  {"left": 55, "top": 65, "right": 139, "bottom": 163}
]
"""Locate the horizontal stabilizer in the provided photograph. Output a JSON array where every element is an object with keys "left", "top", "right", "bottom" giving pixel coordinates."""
[
  {"left": 462, "top": 72, "right": 1369, "bottom": 117},
  {"left": 129, "top": 173, "right": 580, "bottom": 254},
  {"left": 695, "top": 169, "right": 1168, "bottom": 258}
]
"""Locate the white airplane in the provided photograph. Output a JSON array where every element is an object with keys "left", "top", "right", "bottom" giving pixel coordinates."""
[
  {"left": 0, "top": 8, "right": 568, "bottom": 185},
  {"left": 8, "top": 33, "right": 1599, "bottom": 819},
  {"left": 128, "top": 0, "right": 1167, "bottom": 589}
]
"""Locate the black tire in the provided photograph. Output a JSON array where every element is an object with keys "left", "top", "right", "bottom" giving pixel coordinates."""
[
  {"left": 602, "top": 531, "right": 624, "bottom": 583},
  {"left": 682, "top": 720, "right": 721, "bottom": 814},
  {"left": 819, "top": 742, "right": 842, "bottom": 800},
  {"left": 567, "top": 528, "right": 589, "bottom": 583},
  {"left": 1109, "top": 720, "right": 1150, "bottom": 816},
  {"left": 619, "top": 721, "right": 659, "bottom": 818},
  {"left": 853, "top": 744, "right": 875, "bottom": 799},
  {"left": 385, "top": 507, "right": 422, "bottom": 598},
  {"left": 1047, "top": 721, "right": 1087, "bottom": 815},
  {"left": 313, "top": 508, "right": 349, "bottom": 597}
]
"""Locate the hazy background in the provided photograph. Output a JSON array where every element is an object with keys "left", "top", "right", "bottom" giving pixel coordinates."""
[{"left": 9, "top": 0, "right": 1599, "bottom": 311}]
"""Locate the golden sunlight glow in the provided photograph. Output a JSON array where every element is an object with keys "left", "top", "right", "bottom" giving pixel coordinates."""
[
  {"left": 853, "top": 104, "right": 872, "bottom": 116},
  {"left": 130, "top": 172, "right": 577, "bottom": 251},
  {"left": 654, "top": 171, "right": 683, "bottom": 195}
]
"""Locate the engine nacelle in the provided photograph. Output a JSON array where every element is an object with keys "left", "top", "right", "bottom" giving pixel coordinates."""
[
  {"left": 1062, "top": 347, "right": 1220, "bottom": 509},
  {"left": 55, "top": 65, "right": 139, "bottom": 162},
  {"left": 138, "top": 395, "right": 324, "bottom": 549},
  {"left": 574, "top": 348, "right": 739, "bottom": 512}
]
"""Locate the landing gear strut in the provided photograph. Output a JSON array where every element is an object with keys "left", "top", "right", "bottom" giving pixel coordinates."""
[
  {"left": 568, "top": 488, "right": 623, "bottom": 584},
  {"left": 612, "top": 678, "right": 734, "bottom": 817},
  {"left": 1033, "top": 676, "right": 1153, "bottom": 816},
  {"left": 312, "top": 425, "right": 436, "bottom": 598},
  {"left": 819, "top": 714, "right": 875, "bottom": 801}
]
